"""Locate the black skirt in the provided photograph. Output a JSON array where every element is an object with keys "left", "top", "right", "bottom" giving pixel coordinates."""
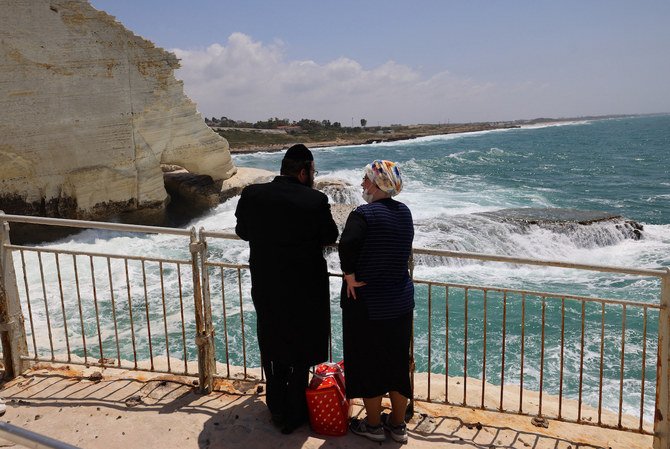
[{"left": 342, "top": 301, "right": 412, "bottom": 399}]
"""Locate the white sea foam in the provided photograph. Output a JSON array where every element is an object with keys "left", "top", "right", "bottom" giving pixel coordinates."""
[{"left": 520, "top": 120, "right": 592, "bottom": 130}]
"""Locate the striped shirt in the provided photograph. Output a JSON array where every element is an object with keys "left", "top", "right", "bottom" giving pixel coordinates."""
[{"left": 339, "top": 198, "right": 414, "bottom": 319}]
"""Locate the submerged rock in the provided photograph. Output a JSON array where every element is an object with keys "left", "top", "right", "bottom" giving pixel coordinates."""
[
  {"left": 479, "top": 207, "right": 622, "bottom": 224},
  {"left": 476, "top": 207, "right": 643, "bottom": 239}
]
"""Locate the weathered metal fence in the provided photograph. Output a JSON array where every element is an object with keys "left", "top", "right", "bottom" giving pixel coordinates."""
[
  {"left": 1, "top": 213, "right": 668, "bottom": 448},
  {"left": 0, "top": 421, "right": 81, "bottom": 449}
]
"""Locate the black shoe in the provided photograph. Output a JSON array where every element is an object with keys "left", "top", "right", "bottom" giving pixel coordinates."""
[
  {"left": 381, "top": 413, "right": 408, "bottom": 443},
  {"left": 281, "top": 425, "right": 296, "bottom": 435},
  {"left": 271, "top": 413, "right": 285, "bottom": 428},
  {"left": 349, "top": 418, "right": 386, "bottom": 442},
  {"left": 281, "top": 416, "right": 306, "bottom": 435}
]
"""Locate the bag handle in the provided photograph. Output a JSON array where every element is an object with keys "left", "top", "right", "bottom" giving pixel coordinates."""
[{"left": 309, "top": 361, "right": 344, "bottom": 379}]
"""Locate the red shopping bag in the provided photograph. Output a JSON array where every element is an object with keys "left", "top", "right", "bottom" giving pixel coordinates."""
[{"left": 306, "top": 361, "right": 351, "bottom": 436}]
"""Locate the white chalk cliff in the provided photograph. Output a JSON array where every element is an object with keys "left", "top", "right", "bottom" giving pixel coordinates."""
[{"left": 0, "top": 0, "right": 236, "bottom": 222}]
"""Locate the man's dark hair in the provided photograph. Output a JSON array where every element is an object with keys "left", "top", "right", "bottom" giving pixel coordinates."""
[{"left": 280, "top": 144, "right": 313, "bottom": 176}]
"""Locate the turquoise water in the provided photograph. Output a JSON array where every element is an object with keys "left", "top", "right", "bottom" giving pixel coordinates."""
[
  {"left": 18, "top": 114, "right": 669, "bottom": 421},
  {"left": 236, "top": 115, "right": 669, "bottom": 225}
]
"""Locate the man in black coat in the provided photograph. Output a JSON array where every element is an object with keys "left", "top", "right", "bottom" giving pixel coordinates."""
[{"left": 235, "top": 144, "right": 339, "bottom": 434}]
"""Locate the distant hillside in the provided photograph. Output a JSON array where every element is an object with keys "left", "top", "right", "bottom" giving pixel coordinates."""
[
  {"left": 210, "top": 113, "right": 651, "bottom": 153},
  {"left": 212, "top": 122, "right": 520, "bottom": 153}
]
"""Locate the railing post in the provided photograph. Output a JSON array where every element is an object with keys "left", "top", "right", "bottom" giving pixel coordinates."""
[
  {"left": 199, "top": 231, "right": 216, "bottom": 376},
  {"left": 0, "top": 215, "right": 29, "bottom": 378},
  {"left": 189, "top": 229, "right": 214, "bottom": 393},
  {"left": 654, "top": 268, "right": 670, "bottom": 449},
  {"left": 406, "top": 251, "right": 415, "bottom": 422}
]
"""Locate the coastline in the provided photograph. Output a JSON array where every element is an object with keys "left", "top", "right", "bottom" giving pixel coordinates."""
[
  {"left": 224, "top": 114, "right": 648, "bottom": 155},
  {"left": 226, "top": 122, "right": 522, "bottom": 154}
]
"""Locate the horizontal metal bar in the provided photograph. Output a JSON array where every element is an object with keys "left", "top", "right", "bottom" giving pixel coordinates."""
[
  {"left": 423, "top": 396, "right": 654, "bottom": 435},
  {"left": 0, "top": 213, "right": 192, "bottom": 237},
  {"left": 412, "top": 278, "right": 661, "bottom": 309},
  {"left": 412, "top": 248, "right": 666, "bottom": 278},
  {"left": 204, "top": 261, "right": 247, "bottom": 269},
  {"left": 2, "top": 213, "right": 662, "bottom": 279},
  {"left": 199, "top": 230, "right": 241, "bottom": 240},
  {"left": 199, "top": 231, "right": 664, "bottom": 278},
  {"left": 19, "top": 356, "right": 191, "bottom": 377},
  {"left": 4, "top": 244, "right": 190, "bottom": 265},
  {"left": 0, "top": 422, "right": 82, "bottom": 449}
]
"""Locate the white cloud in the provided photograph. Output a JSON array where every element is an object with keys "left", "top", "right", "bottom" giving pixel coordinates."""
[{"left": 172, "top": 33, "right": 558, "bottom": 124}]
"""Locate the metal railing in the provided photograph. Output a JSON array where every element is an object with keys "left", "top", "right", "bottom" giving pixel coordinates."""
[
  {"left": 1, "top": 213, "right": 668, "bottom": 448},
  {"left": 0, "top": 422, "right": 81, "bottom": 449},
  {"left": 0, "top": 215, "right": 196, "bottom": 375},
  {"left": 12, "top": 245, "right": 196, "bottom": 373},
  {"left": 408, "top": 252, "right": 662, "bottom": 434}
]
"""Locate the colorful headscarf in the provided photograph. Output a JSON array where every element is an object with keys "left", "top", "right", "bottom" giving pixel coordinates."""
[{"left": 364, "top": 160, "right": 403, "bottom": 196}]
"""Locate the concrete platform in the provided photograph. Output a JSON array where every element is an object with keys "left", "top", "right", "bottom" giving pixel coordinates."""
[{"left": 0, "top": 364, "right": 653, "bottom": 449}]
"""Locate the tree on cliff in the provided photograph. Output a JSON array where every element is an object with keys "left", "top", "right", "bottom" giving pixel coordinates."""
[{"left": 360, "top": 118, "right": 367, "bottom": 127}]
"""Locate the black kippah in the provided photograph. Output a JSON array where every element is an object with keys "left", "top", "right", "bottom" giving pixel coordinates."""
[{"left": 283, "top": 144, "right": 313, "bottom": 161}]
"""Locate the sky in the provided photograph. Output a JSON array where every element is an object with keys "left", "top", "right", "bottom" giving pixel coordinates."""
[{"left": 88, "top": 0, "right": 670, "bottom": 126}]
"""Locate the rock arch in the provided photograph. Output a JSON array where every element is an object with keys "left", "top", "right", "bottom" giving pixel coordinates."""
[{"left": 0, "top": 0, "right": 236, "bottom": 224}]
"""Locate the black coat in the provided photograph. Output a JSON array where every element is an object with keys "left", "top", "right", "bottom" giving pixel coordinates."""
[{"left": 235, "top": 176, "right": 339, "bottom": 366}]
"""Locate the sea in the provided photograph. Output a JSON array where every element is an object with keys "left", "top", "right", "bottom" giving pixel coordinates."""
[{"left": 14, "top": 114, "right": 670, "bottom": 421}]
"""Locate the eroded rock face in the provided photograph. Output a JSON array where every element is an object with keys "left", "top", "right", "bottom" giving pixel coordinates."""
[{"left": 0, "top": 0, "right": 236, "bottom": 223}]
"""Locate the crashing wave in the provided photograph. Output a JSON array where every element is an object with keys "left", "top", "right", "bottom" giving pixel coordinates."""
[{"left": 413, "top": 208, "right": 644, "bottom": 267}]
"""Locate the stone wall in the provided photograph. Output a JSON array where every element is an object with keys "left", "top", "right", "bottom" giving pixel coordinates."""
[{"left": 0, "top": 0, "right": 236, "bottom": 223}]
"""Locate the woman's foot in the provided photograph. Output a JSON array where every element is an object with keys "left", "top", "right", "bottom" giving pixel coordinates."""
[
  {"left": 349, "top": 417, "right": 386, "bottom": 442},
  {"left": 381, "top": 413, "right": 408, "bottom": 443}
]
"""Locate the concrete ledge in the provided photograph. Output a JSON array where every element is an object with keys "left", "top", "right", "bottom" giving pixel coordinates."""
[{"left": 0, "top": 364, "right": 653, "bottom": 449}]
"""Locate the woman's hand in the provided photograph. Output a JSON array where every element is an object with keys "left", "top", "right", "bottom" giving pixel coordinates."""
[{"left": 344, "top": 273, "right": 367, "bottom": 299}]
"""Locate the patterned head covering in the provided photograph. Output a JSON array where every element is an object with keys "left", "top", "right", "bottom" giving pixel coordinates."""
[{"left": 364, "top": 160, "right": 403, "bottom": 196}]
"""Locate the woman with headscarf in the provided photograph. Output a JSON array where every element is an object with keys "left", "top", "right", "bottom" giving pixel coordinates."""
[{"left": 338, "top": 160, "right": 414, "bottom": 443}]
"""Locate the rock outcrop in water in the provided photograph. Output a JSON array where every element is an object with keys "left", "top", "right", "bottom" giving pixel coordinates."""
[
  {"left": 0, "top": 0, "right": 236, "bottom": 225},
  {"left": 408, "top": 207, "right": 645, "bottom": 268},
  {"left": 476, "top": 208, "right": 644, "bottom": 240}
]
